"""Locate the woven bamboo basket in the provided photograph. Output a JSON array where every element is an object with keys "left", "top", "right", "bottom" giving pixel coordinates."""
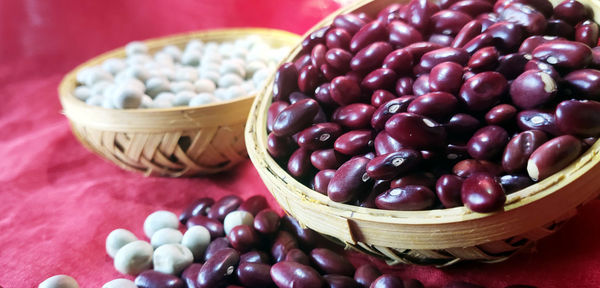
[
  {"left": 246, "top": 0, "right": 600, "bottom": 265},
  {"left": 59, "top": 28, "right": 300, "bottom": 177}
]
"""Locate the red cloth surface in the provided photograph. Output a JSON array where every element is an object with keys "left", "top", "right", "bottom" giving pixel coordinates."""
[{"left": 1, "top": 0, "right": 600, "bottom": 287}]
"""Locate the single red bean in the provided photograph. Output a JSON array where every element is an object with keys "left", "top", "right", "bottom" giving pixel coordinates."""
[
  {"left": 351, "top": 42, "right": 394, "bottom": 72},
  {"left": 297, "top": 123, "right": 342, "bottom": 150},
  {"left": 391, "top": 172, "right": 437, "bottom": 189},
  {"left": 197, "top": 248, "right": 240, "bottom": 288},
  {"left": 180, "top": 197, "right": 215, "bottom": 224},
  {"left": 449, "top": 0, "right": 493, "bottom": 17},
  {"left": 240, "top": 251, "right": 271, "bottom": 264},
  {"left": 253, "top": 209, "right": 280, "bottom": 236},
  {"left": 271, "top": 231, "right": 298, "bottom": 262},
  {"left": 314, "top": 83, "right": 337, "bottom": 107},
  {"left": 388, "top": 20, "right": 424, "bottom": 48},
  {"left": 545, "top": 19, "right": 575, "bottom": 39},
  {"left": 320, "top": 63, "right": 342, "bottom": 81},
  {"left": 333, "top": 14, "right": 367, "bottom": 35},
  {"left": 267, "top": 133, "right": 297, "bottom": 159},
  {"left": 236, "top": 263, "right": 274, "bottom": 288},
  {"left": 310, "top": 248, "right": 355, "bottom": 276},
  {"left": 444, "top": 281, "right": 486, "bottom": 288},
  {"left": 462, "top": 33, "right": 495, "bottom": 54},
  {"left": 301, "top": 26, "right": 329, "bottom": 54},
  {"left": 459, "top": 71, "right": 507, "bottom": 111},
  {"left": 532, "top": 40, "right": 592, "bottom": 70},
  {"left": 311, "top": 44, "right": 327, "bottom": 71},
  {"left": 377, "top": 3, "right": 404, "bottom": 22},
  {"left": 405, "top": 42, "right": 444, "bottom": 62},
  {"left": 354, "top": 264, "right": 382, "bottom": 288},
  {"left": 328, "top": 156, "right": 371, "bottom": 203},
  {"left": 280, "top": 215, "right": 324, "bottom": 250},
  {"left": 350, "top": 20, "right": 389, "bottom": 53},
  {"left": 407, "top": 91, "right": 458, "bottom": 121},
  {"left": 453, "top": 159, "right": 504, "bottom": 177},
  {"left": 313, "top": 169, "right": 336, "bottom": 195},
  {"left": 370, "top": 274, "right": 404, "bottom": 288},
  {"left": 326, "top": 28, "right": 352, "bottom": 50},
  {"left": 325, "top": 48, "right": 353, "bottom": 72},
  {"left": 374, "top": 131, "right": 406, "bottom": 155},
  {"left": 371, "top": 90, "right": 397, "bottom": 108},
  {"left": 496, "top": 52, "right": 530, "bottom": 80},
  {"left": 371, "top": 96, "right": 415, "bottom": 130},
  {"left": 510, "top": 70, "right": 557, "bottom": 109},
  {"left": 519, "top": 36, "right": 562, "bottom": 54},
  {"left": 499, "top": 174, "right": 535, "bottom": 193},
  {"left": 436, "top": 174, "right": 464, "bottom": 208},
  {"left": 477, "top": 12, "right": 500, "bottom": 31},
  {"left": 206, "top": 195, "right": 243, "bottom": 221},
  {"left": 553, "top": 0, "right": 591, "bottom": 26},
  {"left": 228, "top": 225, "right": 259, "bottom": 253},
  {"left": 461, "top": 173, "right": 506, "bottom": 212},
  {"left": 287, "top": 148, "right": 313, "bottom": 179},
  {"left": 273, "top": 63, "right": 299, "bottom": 102},
  {"left": 524, "top": 59, "right": 562, "bottom": 82},
  {"left": 239, "top": 195, "right": 268, "bottom": 216},
  {"left": 135, "top": 270, "right": 184, "bottom": 288},
  {"left": 429, "top": 61, "right": 464, "bottom": 94},
  {"left": 330, "top": 76, "right": 362, "bottom": 106},
  {"left": 284, "top": 248, "right": 311, "bottom": 265},
  {"left": 298, "top": 65, "right": 321, "bottom": 94},
  {"left": 294, "top": 54, "right": 312, "bottom": 72},
  {"left": 366, "top": 149, "right": 422, "bottom": 180},
  {"left": 499, "top": 3, "right": 547, "bottom": 35},
  {"left": 452, "top": 20, "right": 483, "bottom": 48},
  {"left": 396, "top": 76, "right": 414, "bottom": 96},
  {"left": 517, "top": 109, "right": 563, "bottom": 136},
  {"left": 494, "top": 0, "right": 553, "bottom": 18},
  {"left": 358, "top": 180, "right": 390, "bottom": 208},
  {"left": 376, "top": 185, "right": 436, "bottom": 210},
  {"left": 486, "top": 22, "right": 524, "bottom": 53},
  {"left": 467, "top": 46, "right": 498, "bottom": 72},
  {"left": 324, "top": 275, "right": 361, "bottom": 288},
  {"left": 288, "top": 92, "right": 310, "bottom": 105},
  {"left": 334, "top": 130, "right": 373, "bottom": 156},
  {"left": 268, "top": 101, "right": 289, "bottom": 133},
  {"left": 382, "top": 49, "right": 414, "bottom": 76},
  {"left": 485, "top": 104, "right": 516, "bottom": 126},
  {"left": 333, "top": 104, "right": 376, "bottom": 129},
  {"left": 576, "top": 20, "right": 599, "bottom": 47},
  {"left": 204, "top": 237, "right": 230, "bottom": 261},
  {"left": 467, "top": 125, "right": 509, "bottom": 160},
  {"left": 405, "top": 0, "right": 440, "bottom": 33},
  {"left": 182, "top": 263, "right": 202, "bottom": 288},
  {"left": 311, "top": 149, "right": 347, "bottom": 171},
  {"left": 431, "top": 10, "right": 473, "bottom": 36},
  {"left": 273, "top": 99, "right": 320, "bottom": 137},
  {"left": 528, "top": 135, "right": 583, "bottom": 181},
  {"left": 413, "top": 73, "right": 431, "bottom": 96},
  {"left": 270, "top": 261, "right": 325, "bottom": 288},
  {"left": 187, "top": 215, "right": 224, "bottom": 239},
  {"left": 415, "top": 47, "right": 469, "bottom": 75},
  {"left": 564, "top": 69, "right": 600, "bottom": 100},
  {"left": 429, "top": 34, "right": 455, "bottom": 46},
  {"left": 556, "top": 99, "right": 600, "bottom": 137},
  {"left": 446, "top": 113, "right": 481, "bottom": 136},
  {"left": 385, "top": 112, "right": 446, "bottom": 150},
  {"left": 502, "top": 130, "right": 549, "bottom": 173},
  {"left": 362, "top": 68, "right": 398, "bottom": 91}
]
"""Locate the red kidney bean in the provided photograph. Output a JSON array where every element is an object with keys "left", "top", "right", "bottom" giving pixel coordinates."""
[
  {"left": 405, "top": 42, "right": 445, "bottom": 62},
  {"left": 510, "top": 70, "right": 557, "bottom": 109},
  {"left": 459, "top": 71, "right": 507, "bottom": 111},
  {"left": 326, "top": 28, "right": 352, "bottom": 50},
  {"left": 366, "top": 149, "right": 422, "bottom": 180},
  {"left": 351, "top": 42, "right": 394, "bottom": 72},
  {"left": 333, "top": 104, "right": 376, "bottom": 129},
  {"left": 462, "top": 33, "right": 495, "bottom": 54},
  {"left": 273, "top": 63, "right": 299, "bottom": 102},
  {"left": 496, "top": 52, "right": 530, "bottom": 80},
  {"left": 429, "top": 61, "right": 464, "bottom": 94},
  {"left": 135, "top": 270, "right": 184, "bottom": 288},
  {"left": 198, "top": 248, "right": 240, "bottom": 288},
  {"left": 289, "top": 92, "right": 310, "bottom": 105},
  {"left": 453, "top": 159, "right": 504, "bottom": 177},
  {"left": 330, "top": 76, "right": 362, "bottom": 106},
  {"left": 362, "top": 68, "right": 398, "bottom": 91},
  {"left": 207, "top": 195, "right": 243, "bottom": 221},
  {"left": 396, "top": 76, "right": 415, "bottom": 96},
  {"left": 545, "top": 19, "right": 575, "bottom": 39},
  {"left": 494, "top": 0, "right": 553, "bottom": 18},
  {"left": 287, "top": 148, "right": 313, "bottom": 178},
  {"left": 298, "top": 65, "right": 321, "bottom": 94},
  {"left": 467, "top": 125, "right": 509, "bottom": 160},
  {"left": 370, "top": 274, "right": 405, "bottom": 288},
  {"left": 371, "top": 90, "right": 397, "bottom": 107},
  {"left": 236, "top": 263, "right": 274, "bottom": 288},
  {"left": 576, "top": 20, "right": 599, "bottom": 47},
  {"left": 350, "top": 20, "right": 389, "bottom": 53},
  {"left": 532, "top": 40, "right": 592, "bottom": 70},
  {"left": 180, "top": 197, "right": 215, "bottom": 224},
  {"left": 385, "top": 112, "right": 446, "bottom": 150},
  {"left": 182, "top": 263, "right": 202, "bottom": 288},
  {"left": 267, "top": 133, "right": 297, "bottom": 159},
  {"left": 405, "top": 0, "right": 440, "bottom": 33},
  {"left": 556, "top": 99, "right": 600, "bottom": 137},
  {"left": 325, "top": 48, "right": 352, "bottom": 72},
  {"left": 313, "top": 169, "right": 336, "bottom": 195},
  {"left": 371, "top": 96, "right": 415, "bottom": 130},
  {"left": 314, "top": 84, "right": 337, "bottom": 107},
  {"left": 413, "top": 73, "right": 431, "bottom": 96},
  {"left": 253, "top": 209, "right": 280, "bottom": 236},
  {"left": 485, "top": 22, "right": 525, "bottom": 53},
  {"left": 323, "top": 275, "right": 361, "bottom": 288},
  {"left": 240, "top": 251, "right": 271, "bottom": 264},
  {"left": 485, "top": 104, "right": 516, "bottom": 126},
  {"left": 334, "top": 130, "right": 373, "bottom": 156},
  {"left": 311, "top": 149, "right": 347, "bottom": 171},
  {"left": 446, "top": 113, "right": 481, "bottom": 137},
  {"left": 431, "top": 10, "right": 473, "bottom": 36},
  {"left": 499, "top": 174, "right": 535, "bottom": 193},
  {"left": 272, "top": 99, "right": 320, "bottom": 137},
  {"left": 333, "top": 14, "right": 367, "bottom": 35},
  {"left": 376, "top": 185, "right": 436, "bottom": 210},
  {"left": 328, "top": 156, "right": 371, "bottom": 202},
  {"left": 407, "top": 91, "right": 458, "bottom": 121},
  {"left": 528, "top": 135, "right": 583, "bottom": 181},
  {"left": 280, "top": 215, "right": 324, "bottom": 250},
  {"left": 524, "top": 59, "right": 562, "bottom": 82},
  {"left": 584, "top": 136, "right": 599, "bottom": 149},
  {"left": 311, "top": 44, "right": 327, "bottom": 71},
  {"left": 320, "top": 63, "right": 342, "bottom": 81},
  {"left": 354, "top": 264, "right": 382, "bottom": 288},
  {"left": 477, "top": 12, "right": 500, "bottom": 31},
  {"left": 374, "top": 131, "right": 406, "bottom": 155},
  {"left": 452, "top": 20, "right": 483, "bottom": 48},
  {"left": 388, "top": 20, "right": 424, "bottom": 48},
  {"left": 416, "top": 47, "right": 469, "bottom": 75},
  {"left": 359, "top": 180, "right": 390, "bottom": 208},
  {"left": 467, "top": 46, "right": 499, "bottom": 72},
  {"left": 502, "top": 130, "right": 548, "bottom": 173},
  {"left": 204, "top": 237, "right": 230, "bottom": 261},
  {"left": 310, "top": 248, "right": 355, "bottom": 276},
  {"left": 187, "top": 215, "right": 225, "bottom": 239},
  {"left": 271, "top": 230, "right": 298, "bottom": 263},
  {"left": 283, "top": 248, "right": 311, "bottom": 265},
  {"left": 517, "top": 109, "right": 563, "bottom": 136},
  {"left": 444, "top": 281, "right": 486, "bottom": 288},
  {"left": 564, "top": 69, "right": 600, "bottom": 100},
  {"left": 295, "top": 54, "right": 312, "bottom": 71},
  {"left": 461, "top": 173, "right": 506, "bottom": 212},
  {"left": 228, "top": 225, "right": 259, "bottom": 252},
  {"left": 519, "top": 36, "right": 562, "bottom": 54},
  {"left": 436, "top": 174, "right": 464, "bottom": 208},
  {"left": 297, "top": 123, "right": 342, "bottom": 150},
  {"left": 268, "top": 101, "right": 289, "bottom": 133},
  {"left": 553, "top": 0, "right": 591, "bottom": 26},
  {"left": 429, "top": 34, "right": 455, "bottom": 46},
  {"left": 239, "top": 195, "right": 269, "bottom": 216},
  {"left": 499, "top": 3, "right": 547, "bottom": 35},
  {"left": 271, "top": 261, "right": 325, "bottom": 288},
  {"left": 301, "top": 26, "right": 329, "bottom": 54},
  {"left": 358, "top": 12, "right": 374, "bottom": 22},
  {"left": 382, "top": 49, "right": 414, "bottom": 76},
  {"left": 377, "top": 3, "right": 404, "bottom": 22},
  {"left": 391, "top": 172, "right": 437, "bottom": 189}
]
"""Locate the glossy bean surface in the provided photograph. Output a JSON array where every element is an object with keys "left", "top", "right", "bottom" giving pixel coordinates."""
[
  {"left": 516, "top": 109, "right": 563, "bottom": 136},
  {"left": 429, "top": 61, "right": 464, "bottom": 94},
  {"left": 187, "top": 215, "right": 224, "bottom": 239},
  {"left": 362, "top": 68, "right": 398, "bottom": 91},
  {"left": 459, "top": 71, "right": 507, "bottom": 111},
  {"left": 273, "top": 63, "right": 298, "bottom": 102},
  {"left": 528, "top": 135, "right": 583, "bottom": 181},
  {"left": 554, "top": 0, "right": 591, "bottom": 25},
  {"left": 287, "top": 148, "right": 313, "bottom": 178},
  {"left": 366, "top": 149, "right": 422, "bottom": 180},
  {"left": 297, "top": 65, "right": 321, "bottom": 94},
  {"left": 334, "top": 130, "right": 373, "bottom": 155},
  {"left": 327, "top": 157, "right": 371, "bottom": 203},
  {"left": 271, "top": 231, "right": 298, "bottom": 263},
  {"left": 556, "top": 99, "right": 600, "bottom": 137},
  {"left": 446, "top": 113, "right": 481, "bottom": 137},
  {"left": 325, "top": 48, "right": 352, "bottom": 72},
  {"left": 284, "top": 248, "right": 311, "bottom": 265},
  {"left": 240, "top": 251, "right": 271, "bottom": 264},
  {"left": 272, "top": 99, "right": 320, "bottom": 137},
  {"left": 371, "top": 90, "right": 397, "bottom": 107},
  {"left": 270, "top": 261, "right": 324, "bottom": 288},
  {"left": 467, "top": 125, "right": 509, "bottom": 160},
  {"left": 204, "top": 237, "right": 230, "bottom": 262},
  {"left": 236, "top": 263, "right": 274, "bottom": 288},
  {"left": 350, "top": 20, "right": 389, "bottom": 52},
  {"left": 485, "top": 104, "right": 516, "bottom": 126},
  {"left": 238, "top": 196, "right": 269, "bottom": 216},
  {"left": 499, "top": 3, "right": 547, "bottom": 35},
  {"left": 179, "top": 198, "right": 215, "bottom": 224},
  {"left": 499, "top": 174, "right": 535, "bottom": 193},
  {"left": 416, "top": 47, "right": 469, "bottom": 74},
  {"left": 371, "top": 96, "right": 415, "bottom": 130},
  {"left": 564, "top": 69, "right": 600, "bottom": 100},
  {"left": 452, "top": 20, "right": 483, "bottom": 48},
  {"left": 310, "top": 248, "right": 355, "bottom": 276},
  {"left": 382, "top": 49, "right": 414, "bottom": 76},
  {"left": 330, "top": 76, "right": 362, "bottom": 106},
  {"left": 354, "top": 264, "right": 382, "bottom": 288},
  {"left": 385, "top": 112, "right": 446, "bottom": 150},
  {"left": 461, "top": 173, "right": 506, "bottom": 212},
  {"left": 407, "top": 91, "right": 458, "bottom": 121},
  {"left": 135, "top": 270, "right": 184, "bottom": 288},
  {"left": 532, "top": 40, "right": 592, "bottom": 70},
  {"left": 436, "top": 174, "right": 464, "bottom": 208},
  {"left": 311, "top": 149, "right": 347, "bottom": 170},
  {"left": 253, "top": 209, "right": 280, "bottom": 236},
  {"left": 297, "top": 123, "right": 342, "bottom": 150},
  {"left": 502, "top": 130, "right": 548, "bottom": 173},
  {"left": 453, "top": 159, "right": 504, "bottom": 177},
  {"left": 510, "top": 70, "right": 557, "bottom": 109},
  {"left": 350, "top": 42, "right": 394, "bottom": 72},
  {"left": 227, "top": 225, "right": 258, "bottom": 252},
  {"left": 388, "top": 20, "right": 424, "bottom": 47},
  {"left": 575, "top": 20, "right": 599, "bottom": 47},
  {"left": 375, "top": 185, "right": 436, "bottom": 210},
  {"left": 326, "top": 28, "right": 352, "bottom": 50},
  {"left": 369, "top": 274, "right": 405, "bottom": 288},
  {"left": 197, "top": 248, "right": 240, "bottom": 288},
  {"left": 267, "top": 133, "right": 296, "bottom": 159},
  {"left": 468, "top": 46, "right": 499, "bottom": 72}
]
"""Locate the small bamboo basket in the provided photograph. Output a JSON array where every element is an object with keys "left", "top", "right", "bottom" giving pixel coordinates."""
[
  {"left": 59, "top": 28, "right": 300, "bottom": 177},
  {"left": 246, "top": 0, "right": 600, "bottom": 265}
]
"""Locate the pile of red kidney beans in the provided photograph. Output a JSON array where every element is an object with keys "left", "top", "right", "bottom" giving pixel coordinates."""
[
  {"left": 266, "top": 0, "right": 600, "bottom": 213},
  {"left": 133, "top": 195, "right": 533, "bottom": 288}
]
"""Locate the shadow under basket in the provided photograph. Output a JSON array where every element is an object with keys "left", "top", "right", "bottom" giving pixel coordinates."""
[
  {"left": 245, "top": 0, "right": 600, "bottom": 265},
  {"left": 59, "top": 28, "right": 300, "bottom": 177}
]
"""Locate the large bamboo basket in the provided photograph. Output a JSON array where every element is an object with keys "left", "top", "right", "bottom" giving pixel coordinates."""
[
  {"left": 59, "top": 28, "right": 300, "bottom": 177},
  {"left": 246, "top": 0, "right": 600, "bottom": 265}
]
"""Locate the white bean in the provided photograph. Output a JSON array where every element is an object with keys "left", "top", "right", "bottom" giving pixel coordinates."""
[
  {"left": 91, "top": 81, "right": 113, "bottom": 95},
  {"left": 174, "top": 67, "right": 198, "bottom": 82},
  {"left": 218, "top": 73, "right": 244, "bottom": 88},
  {"left": 114, "top": 240, "right": 153, "bottom": 275},
  {"left": 181, "top": 50, "right": 202, "bottom": 66},
  {"left": 150, "top": 227, "right": 183, "bottom": 248},
  {"left": 194, "top": 79, "right": 216, "bottom": 93},
  {"left": 106, "top": 228, "right": 138, "bottom": 258},
  {"left": 242, "top": 81, "right": 256, "bottom": 94},
  {"left": 198, "top": 62, "right": 220, "bottom": 74},
  {"left": 85, "top": 95, "right": 104, "bottom": 107},
  {"left": 121, "top": 65, "right": 151, "bottom": 82},
  {"left": 102, "top": 278, "right": 137, "bottom": 288},
  {"left": 126, "top": 54, "right": 152, "bottom": 66},
  {"left": 112, "top": 85, "right": 143, "bottom": 109},
  {"left": 38, "top": 275, "right": 79, "bottom": 288},
  {"left": 173, "top": 90, "right": 195, "bottom": 107},
  {"left": 145, "top": 77, "right": 171, "bottom": 97},
  {"left": 219, "top": 60, "right": 246, "bottom": 78},
  {"left": 189, "top": 93, "right": 218, "bottom": 107},
  {"left": 181, "top": 226, "right": 211, "bottom": 261},
  {"left": 162, "top": 45, "right": 182, "bottom": 62},
  {"left": 223, "top": 210, "right": 254, "bottom": 235},
  {"left": 219, "top": 85, "right": 246, "bottom": 101},
  {"left": 152, "top": 98, "right": 174, "bottom": 109},
  {"left": 153, "top": 244, "right": 194, "bottom": 275},
  {"left": 154, "top": 52, "right": 175, "bottom": 67},
  {"left": 199, "top": 70, "right": 220, "bottom": 84},
  {"left": 140, "top": 95, "right": 153, "bottom": 109},
  {"left": 102, "top": 58, "right": 127, "bottom": 75},
  {"left": 125, "top": 41, "right": 148, "bottom": 56},
  {"left": 252, "top": 67, "right": 272, "bottom": 88},
  {"left": 73, "top": 86, "right": 91, "bottom": 101},
  {"left": 143, "top": 210, "right": 179, "bottom": 238},
  {"left": 170, "top": 81, "right": 196, "bottom": 93},
  {"left": 102, "top": 96, "right": 116, "bottom": 109},
  {"left": 185, "top": 39, "right": 204, "bottom": 52},
  {"left": 83, "top": 68, "right": 114, "bottom": 86}
]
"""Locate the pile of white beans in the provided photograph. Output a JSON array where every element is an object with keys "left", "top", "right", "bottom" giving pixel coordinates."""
[{"left": 73, "top": 35, "right": 290, "bottom": 109}]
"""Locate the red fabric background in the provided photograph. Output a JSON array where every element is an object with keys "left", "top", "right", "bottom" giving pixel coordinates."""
[{"left": 1, "top": 0, "right": 599, "bottom": 287}]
